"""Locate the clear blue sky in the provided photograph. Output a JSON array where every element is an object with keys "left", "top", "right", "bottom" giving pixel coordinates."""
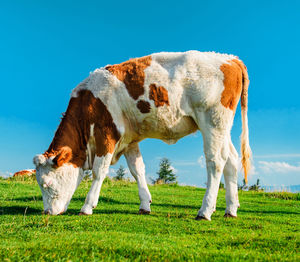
[{"left": 1, "top": 0, "right": 300, "bottom": 187}]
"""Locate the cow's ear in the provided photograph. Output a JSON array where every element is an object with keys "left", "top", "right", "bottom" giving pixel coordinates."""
[
  {"left": 52, "top": 146, "right": 72, "bottom": 167},
  {"left": 33, "top": 154, "right": 47, "bottom": 167}
]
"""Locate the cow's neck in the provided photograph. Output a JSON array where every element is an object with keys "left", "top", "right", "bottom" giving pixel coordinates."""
[
  {"left": 45, "top": 90, "right": 94, "bottom": 167},
  {"left": 45, "top": 89, "right": 121, "bottom": 168}
]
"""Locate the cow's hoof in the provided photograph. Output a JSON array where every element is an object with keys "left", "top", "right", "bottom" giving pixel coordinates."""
[
  {"left": 224, "top": 213, "right": 237, "bottom": 218},
  {"left": 139, "top": 209, "right": 150, "bottom": 215},
  {"left": 195, "top": 215, "right": 209, "bottom": 221},
  {"left": 78, "top": 212, "right": 91, "bottom": 216}
]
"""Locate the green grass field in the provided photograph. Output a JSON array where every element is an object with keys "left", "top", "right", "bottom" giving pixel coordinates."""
[{"left": 0, "top": 177, "right": 299, "bottom": 261}]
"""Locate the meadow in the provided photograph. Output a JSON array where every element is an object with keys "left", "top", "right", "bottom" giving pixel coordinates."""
[{"left": 0, "top": 177, "right": 299, "bottom": 261}]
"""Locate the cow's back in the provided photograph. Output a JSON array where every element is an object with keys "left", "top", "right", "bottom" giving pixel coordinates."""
[{"left": 72, "top": 51, "right": 238, "bottom": 144}]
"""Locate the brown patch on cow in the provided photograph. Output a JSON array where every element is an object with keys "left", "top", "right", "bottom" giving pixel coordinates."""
[
  {"left": 45, "top": 90, "right": 120, "bottom": 167},
  {"left": 105, "top": 56, "right": 152, "bottom": 100},
  {"left": 234, "top": 59, "right": 249, "bottom": 110},
  {"left": 220, "top": 59, "right": 244, "bottom": 111},
  {"left": 149, "top": 83, "right": 170, "bottom": 107},
  {"left": 137, "top": 100, "right": 151, "bottom": 113}
]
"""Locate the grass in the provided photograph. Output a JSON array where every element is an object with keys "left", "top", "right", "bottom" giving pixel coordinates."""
[{"left": 0, "top": 177, "right": 299, "bottom": 261}]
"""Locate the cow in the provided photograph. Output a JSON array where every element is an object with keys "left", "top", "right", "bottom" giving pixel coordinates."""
[
  {"left": 13, "top": 169, "right": 36, "bottom": 177},
  {"left": 33, "top": 51, "right": 251, "bottom": 220}
]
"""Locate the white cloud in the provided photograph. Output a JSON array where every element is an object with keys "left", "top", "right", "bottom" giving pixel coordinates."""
[
  {"left": 249, "top": 164, "right": 257, "bottom": 175},
  {"left": 258, "top": 161, "right": 300, "bottom": 174},
  {"left": 173, "top": 160, "right": 199, "bottom": 166},
  {"left": 254, "top": 154, "right": 300, "bottom": 159},
  {"left": 197, "top": 156, "right": 206, "bottom": 168},
  {"left": 170, "top": 165, "right": 178, "bottom": 174}
]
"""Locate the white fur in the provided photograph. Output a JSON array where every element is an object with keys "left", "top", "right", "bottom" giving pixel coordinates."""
[
  {"left": 223, "top": 140, "right": 239, "bottom": 216},
  {"left": 35, "top": 162, "right": 84, "bottom": 215},
  {"left": 80, "top": 154, "right": 112, "bottom": 214},
  {"left": 33, "top": 154, "right": 47, "bottom": 166},
  {"left": 35, "top": 51, "right": 247, "bottom": 219},
  {"left": 125, "top": 144, "right": 152, "bottom": 211},
  {"left": 83, "top": 124, "right": 96, "bottom": 170}
]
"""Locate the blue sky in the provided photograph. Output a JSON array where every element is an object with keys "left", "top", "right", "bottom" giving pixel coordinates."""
[{"left": 0, "top": 1, "right": 299, "bottom": 187}]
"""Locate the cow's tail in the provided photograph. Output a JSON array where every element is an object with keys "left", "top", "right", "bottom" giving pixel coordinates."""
[{"left": 239, "top": 60, "right": 251, "bottom": 184}]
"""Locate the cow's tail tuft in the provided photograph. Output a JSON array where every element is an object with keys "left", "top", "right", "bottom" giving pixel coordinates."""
[{"left": 239, "top": 61, "right": 252, "bottom": 184}]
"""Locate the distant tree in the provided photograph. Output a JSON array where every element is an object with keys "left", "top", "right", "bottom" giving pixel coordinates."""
[
  {"left": 155, "top": 158, "right": 177, "bottom": 184},
  {"left": 115, "top": 165, "right": 126, "bottom": 180},
  {"left": 219, "top": 181, "right": 225, "bottom": 189},
  {"left": 249, "top": 179, "right": 262, "bottom": 191},
  {"left": 238, "top": 179, "right": 248, "bottom": 190}
]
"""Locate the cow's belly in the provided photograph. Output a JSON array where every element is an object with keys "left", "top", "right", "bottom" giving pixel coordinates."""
[
  {"left": 111, "top": 113, "right": 198, "bottom": 165},
  {"left": 135, "top": 112, "right": 198, "bottom": 144},
  {"left": 160, "top": 115, "right": 198, "bottom": 144}
]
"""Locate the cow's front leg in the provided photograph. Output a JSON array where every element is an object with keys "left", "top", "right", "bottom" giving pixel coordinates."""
[
  {"left": 80, "top": 154, "right": 113, "bottom": 215},
  {"left": 125, "top": 143, "right": 152, "bottom": 214}
]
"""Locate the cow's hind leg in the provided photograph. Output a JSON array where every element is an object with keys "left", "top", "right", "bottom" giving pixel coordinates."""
[
  {"left": 80, "top": 154, "right": 113, "bottom": 215},
  {"left": 193, "top": 107, "right": 232, "bottom": 220},
  {"left": 125, "top": 143, "right": 152, "bottom": 214},
  {"left": 196, "top": 128, "right": 229, "bottom": 221},
  {"left": 223, "top": 140, "right": 239, "bottom": 218}
]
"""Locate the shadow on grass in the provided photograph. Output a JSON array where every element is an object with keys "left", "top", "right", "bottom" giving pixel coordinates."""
[
  {"left": 152, "top": 203, "right": 200, "bottom": 209},
  {"left": 2, "top": 204, "right": 297, "bottom": 217},
  {"left": 6, "top": 192, "right": 206, "bottom": 216},
  {"left": 238, "top": 209, "right": 300, "bottom": 215},
  {"left": 65, "top": 208, "right": 139, "bottom": 216},
  {"left": 9, "top": 196, "right": 42, "bottom": 202},
  {"left": 7, "top": 196, "right": 137, "bottom": 205},
  {"left": 0, "top": 206, "right": 42, "bottom": 215},
  {"left": 6, "top": 196, "right": 297, "bottom": 217},
  {"left": 0, "top": 206, "right": 139, "bottom": 216},
  {"left": 70, "top": 196, "right": 140, "bottom": 206},
  {"left": 98, "top": 197, "right": 201, "bottom": 210}
]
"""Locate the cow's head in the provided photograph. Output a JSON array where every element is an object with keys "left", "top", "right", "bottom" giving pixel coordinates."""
[{"left": 33, "top": 146, "right": 84, "bottom": 215}]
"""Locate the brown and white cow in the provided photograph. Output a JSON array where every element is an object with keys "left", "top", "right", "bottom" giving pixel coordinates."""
[
  {"left": 33, "top": 51, "right": 251, "bottom": 220},
  {"left": 13, "top": 169, "right": 36, "bottom": 177}
]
